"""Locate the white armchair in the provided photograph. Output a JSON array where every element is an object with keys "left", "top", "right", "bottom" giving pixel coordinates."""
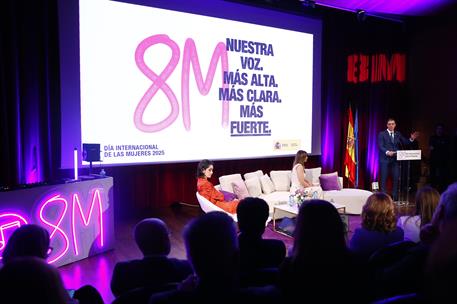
[
  {"left": 196, "top": 191, "right": 273, "bottom": 226},
  {"left": 196, "top": 191, "right": 238, "bottom": 222}
]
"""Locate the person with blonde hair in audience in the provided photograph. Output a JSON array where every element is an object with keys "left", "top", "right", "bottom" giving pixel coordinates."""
[
  {"left": 196, "top": 159, "right": 239, "bottom": 214},
  {"left": 397, "top": 186, "right": 440, "bottom": 242},
  {"left": 350, "top": 192, "right": 404, "bottom": 260}
]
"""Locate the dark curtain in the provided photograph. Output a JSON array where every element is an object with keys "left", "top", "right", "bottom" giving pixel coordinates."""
[
  {"left": 0, "top": 0, "right": 61, "bottom": 187},
  {"left": 321, "top": 11, "right": 411, "bottom": 190}
]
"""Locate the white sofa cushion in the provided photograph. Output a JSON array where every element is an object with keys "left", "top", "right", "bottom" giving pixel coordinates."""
[
  {"left": 305, "top": 167, "right": 322, "bottom": 185},
  {"left": 259, "top": 191, "right": 291, "bottom": 212},
  {"left": 323, "top": 188, "right": 372, "bottom": 214},
  {"left": 219, "top": 174, "right": 243, "bottom": 193},
  {"left": 270, "top": 170, "right": 291, "bottom": 191},
  {"left": 245, "top": 178, "right": 262, "bottom": 197},
  {"left": 232, "top": 180, "right": 250, "bottom": 199},
  {"left": 243, "top": 170, "right": 263, "bottom": 181},
  {"left": 260, "top": 174, "right": 275, "bottom": 194}
]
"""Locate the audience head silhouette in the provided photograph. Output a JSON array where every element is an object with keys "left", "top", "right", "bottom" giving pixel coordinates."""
[
  {"left": 73, "top": 284, "right": 104, "bottom": 304},
  {"left": 0, "top": 257, "right": 72, "bottom": 303},
  {"left": 362, "top": 192, "right": 397, "bottom": 233},
  {"left": 2, "top": 224, "right": 50, "bottom": 265},
  {"left": 432, "top": 182, "right": 457, "bottom": 227},
  {"left": 278, "top": 200, "right": 357, "bottom": 303},
  {"left": 183, "top": 211, "right": 238, "bottom": 285},
  {"left": 292, "top": 199, "right": 347, "bottom": 264},
  {"left": 134, "top": 218, "right": 170, "bottom": 256},
  {"left": 425, "top": 218, "right": 457, "bottom": 303},
  {"left": 196, "top": 159, "right": 213, "bottom": 178},
  {"left": 237, "top": 197, "right": 269, "bottom": 238},
  {"left": 421, "top": 183, "right": 457, "bottom": 244},
  {"left": 415, "top": 185, "right": 440, "bottom": 227}
]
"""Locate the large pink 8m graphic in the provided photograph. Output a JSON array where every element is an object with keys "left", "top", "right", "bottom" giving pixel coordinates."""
[{"left": 134, "top": 34, "right": 229, "bottom": 132}]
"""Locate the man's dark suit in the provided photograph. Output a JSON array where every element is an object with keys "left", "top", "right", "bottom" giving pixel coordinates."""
[{"left": 378, "top": 130, "right": 412, "bottom": 200}]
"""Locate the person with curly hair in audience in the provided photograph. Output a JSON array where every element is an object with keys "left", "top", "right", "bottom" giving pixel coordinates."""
[{"left": 350, "top": 192, "right": 404, "bottom": 261}]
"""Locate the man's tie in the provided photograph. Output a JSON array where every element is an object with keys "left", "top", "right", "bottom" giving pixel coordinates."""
[{"left": 390, "top": 132, "right": 394, "bottom": 143}]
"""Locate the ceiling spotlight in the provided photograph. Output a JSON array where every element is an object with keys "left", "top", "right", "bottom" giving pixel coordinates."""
[{"left": 356, "top": 9, "right": 367, "bottom": 22}]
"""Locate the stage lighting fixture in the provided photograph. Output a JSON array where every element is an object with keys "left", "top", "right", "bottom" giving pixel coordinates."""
[{"left": 356, "top": 9, "right": 367, "bottom": 22}]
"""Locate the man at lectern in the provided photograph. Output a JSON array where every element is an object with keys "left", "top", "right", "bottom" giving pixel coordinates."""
[{"left": 378, "top": 118, "right": 419, "bottom": 200}]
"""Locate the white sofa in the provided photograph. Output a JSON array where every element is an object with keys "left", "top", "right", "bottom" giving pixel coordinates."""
[{"left": 209, "top": 168, "right": 372, "bottom": 215}]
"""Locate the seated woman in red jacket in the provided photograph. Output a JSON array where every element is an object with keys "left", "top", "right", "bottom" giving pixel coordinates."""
[{"left": 197, "top": 159, "right": 239, "bottom": 214}]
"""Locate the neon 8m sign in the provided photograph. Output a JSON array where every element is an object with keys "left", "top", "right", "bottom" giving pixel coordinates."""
[
  {"left": 0, "top": 213, "right": 29, "bottom": 253},
  {"left": 0, "top": 187, "right": 108, "bottom": 266}
]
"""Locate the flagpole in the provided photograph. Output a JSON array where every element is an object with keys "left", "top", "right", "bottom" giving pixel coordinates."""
[
  {"left": 355, "top": 108, "right": 359, "bottom": 188},
  {"left": 344, "top": 105, "right": 356, "bottom": 188}
]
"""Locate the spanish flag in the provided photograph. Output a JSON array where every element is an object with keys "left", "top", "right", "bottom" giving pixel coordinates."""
[{"left": 344, "top": 106, "right": 356, "bottom": 185}]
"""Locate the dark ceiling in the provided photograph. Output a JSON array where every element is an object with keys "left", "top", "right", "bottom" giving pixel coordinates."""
[{"left": 315, "top": 0, "right": 457, "bottom": 16}]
